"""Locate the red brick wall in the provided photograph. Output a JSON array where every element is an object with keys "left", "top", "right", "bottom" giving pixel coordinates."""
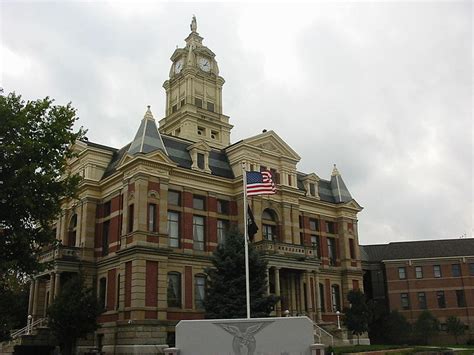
[
  {"left": 184, "top": 266, "right": 193, "bottom": 309},
  {"left": 208, "top": 217, "right": 217, "bottom": 248},
  {"left": 148, "top": 181, "right": 160, "bottom": 192},
  {"left": 229, "top": 201, "right": 238, "bottom": 216},
  {"left": 302, "top": 216, "right": 311, "bottom": 246},
  {"left": 385, "top": 259, "right": 474, "bottom": 323},
  {"left": 107, "top": 269, "right": 116, "bottom": 311},
  {"left": 125, "top": 261, "right": 132, "bottom": 307},
  {"left": 182, "top": 192, "right": 193, "bottom": 250},
  {"left": 325, "top": 279, "right": 331, "bottom": 312},
  {"left": 145, "top": 261, "right": 158, "bottom": 307}
]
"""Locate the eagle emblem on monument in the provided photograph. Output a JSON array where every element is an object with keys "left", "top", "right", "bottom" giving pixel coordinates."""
[{"left": 214, "top": 321, "right": 273, "bottom": 355}]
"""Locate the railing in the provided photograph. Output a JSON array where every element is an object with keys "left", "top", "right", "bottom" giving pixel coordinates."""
[
  {"left": 38, "top": 245, "right": 80, "bottom": 263},
  {"left": 11, "top": 317, "right": 48, "bottom": 339},
  {"left": 254, "top": 240, "right": 319, "bottom": 259},
  {"left": 314, "top": 323, "right": 334, "bottom": 346}
]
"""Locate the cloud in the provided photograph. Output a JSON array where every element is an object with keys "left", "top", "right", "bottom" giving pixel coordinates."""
[{"left": 1, "top": 1, "right": 471, "bottom": 243}]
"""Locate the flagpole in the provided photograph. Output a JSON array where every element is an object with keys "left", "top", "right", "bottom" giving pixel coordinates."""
[{"left": 242, "top": 162, "right": 251, "bottom": 319}]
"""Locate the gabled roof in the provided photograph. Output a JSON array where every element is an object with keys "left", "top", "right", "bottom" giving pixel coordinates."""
[
  {"left": 227, "top": 130, "right": 301, "bottom": 162},
  {"left": 128, "top": 107, "right": 168, "bottom": 156},
  {"left": 361, "top": 238, "right": 474, "bottom": 262}
]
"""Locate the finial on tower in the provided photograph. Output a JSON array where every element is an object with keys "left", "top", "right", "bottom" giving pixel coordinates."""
[
  {"left": 144, "top": 105, "right": 154, "bottom": 120},
  {"left": 190, "top": 15, "right": 197, "bottom": 33},
  {"left": 331, "top": 164, "right": 340, "bottom": 176}
]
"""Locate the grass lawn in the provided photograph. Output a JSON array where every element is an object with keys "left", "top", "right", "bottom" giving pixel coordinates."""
[
  {"left": 331, "top": 344, "right": 408, "bottom": 354},
  {"left": 330, "top": 344, "right": 468, "bottom": 354}
]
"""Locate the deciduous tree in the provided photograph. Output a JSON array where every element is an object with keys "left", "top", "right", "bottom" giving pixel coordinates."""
[
  {"left": 446, "top": 316, "right": 465, "bottom": 345},
  {"left": 0, "top": 91, "right": 85, "bottom": 283},
  {"left": 414, "top": 310, "right": 439, "bottom": 345},
  {"left": 343, "top": 289, "right": 370, "bottom": 344},
  {"left": 47, "top": 274, "right": 101, "bottom": 355}
]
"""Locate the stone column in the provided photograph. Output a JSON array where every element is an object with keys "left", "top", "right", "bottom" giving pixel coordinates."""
[
  {"left": 28, "top": 281, "right": 35, "bottom": 315},
  {"left": 290, "top": 273, "right": 297, "bottom": 315},
  {"left": 274, "top": 267, "right": 281, "bottom": 316},
  {"left": 314, "top": 271, "right": 322, "bottom": 322},
  {"left": 48, "top": 273, "right": 55, "bottom": 306},
  {"left": 54, "top": 272, "right": 61, "bottom": 299},
  {"left": 32, "top": 279, "right": 40, "bottom": 318},
  {"left": 305, "top": 272, "right": 314, "bottom": 320},
  {"left": 299, "top": 273, "right": 305, "bottom": 315},
  {"left": 266, "top": 267, "right": 270, "bottom": 295}
]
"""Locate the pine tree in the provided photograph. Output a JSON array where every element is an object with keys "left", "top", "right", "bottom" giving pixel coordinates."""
[{"left": 204, "top": 230, "right": 278, "bottom": 319}]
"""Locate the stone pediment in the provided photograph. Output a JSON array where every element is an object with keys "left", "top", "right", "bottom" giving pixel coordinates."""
[
  {"left": 118, "top": 149, "right": 176, "bottom": 170},
  {"left": 244, "top": 130, "right": 301, "bottom": 162},
  {"left": 187, "top": 140, "right": 212, "bottom": 152},
  {"left": 339, "top": 199, "right": 363, "bottom": 212}
]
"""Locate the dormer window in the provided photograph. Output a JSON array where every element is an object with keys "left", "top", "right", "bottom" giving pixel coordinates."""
[
  {"left": 187, "top": 141, "right": 212, "bottom": 174},
  {"left": 197, "top": 153, "right": 205, "bottom": 169},
  {"left": 302, "top": 173, "right": 320, "bottom": 199}
]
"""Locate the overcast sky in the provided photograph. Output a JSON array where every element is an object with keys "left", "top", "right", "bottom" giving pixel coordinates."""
[{"left": 1, "top": 1, "right": 472, "bottom": 244}]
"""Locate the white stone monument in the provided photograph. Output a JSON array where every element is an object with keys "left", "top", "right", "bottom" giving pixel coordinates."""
[{"left": 164, "top": 316, "right": 325, "bottom": 355}]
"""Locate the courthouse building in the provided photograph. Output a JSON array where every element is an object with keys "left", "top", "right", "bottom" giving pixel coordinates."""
[{"left": 27, "top": 18, "right": 364, "bottom": 353}]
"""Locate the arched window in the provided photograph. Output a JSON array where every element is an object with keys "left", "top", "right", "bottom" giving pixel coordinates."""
[
  {"left": 167, "top": 272, "right": 181, "bottom": 308},
  {"left": 194, "top": 274, "right": 206, "bottom": 309},
  {"left": 68, "top": 214, "right": 77, "bottom": 247},
  {"left": 262, "top": 209, "right": 278, "bottom": 241},
  {"left": 331, "top": 284, "right": 341, "bottom": 312}
]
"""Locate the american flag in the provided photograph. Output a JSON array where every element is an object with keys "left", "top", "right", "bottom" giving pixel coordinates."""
[{"left": 246, "top": 171, "right": 276, "bottom": 196}]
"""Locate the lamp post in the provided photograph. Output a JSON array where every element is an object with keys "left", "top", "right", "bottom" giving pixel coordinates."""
[
  {"left": 27, "top": 315, "right": 32, "bottom": 335},
  {"left": 336, "top": 311, "right": 341, "bottom": 330}
]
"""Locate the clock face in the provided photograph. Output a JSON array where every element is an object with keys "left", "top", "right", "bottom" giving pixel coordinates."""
[
  {"left": 198, "top": 57, "right": 211, "bottom": 72},
  {"left": 174, "top": 59, "right": 184, "bottom": 74}
]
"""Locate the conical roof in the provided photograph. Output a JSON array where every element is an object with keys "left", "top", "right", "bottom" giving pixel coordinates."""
[
  {"left": 330, "top": 164, "right": 352, "bottom": 203},
  {"left": 128, "top": 106, "right": 168, "bottom": 155}
]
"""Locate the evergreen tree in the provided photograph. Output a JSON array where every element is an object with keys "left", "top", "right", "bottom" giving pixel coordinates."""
[
  {"left": 414, "top": 310, "right": 439, "bottom": 345},
  {"left": 446, "top": 316, "right": 465, "bottom": 344},
  {"left": 204, "top": 230, "right": 278, "bottom": 318},
  {"left": 343, "top": 289, "right": 370, "bottom": 344},
  {"left": 47, "top": 274, "right": 101, "bottom": 355}
]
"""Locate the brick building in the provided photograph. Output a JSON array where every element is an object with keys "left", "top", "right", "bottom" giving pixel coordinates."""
[
  {"left": 362, "top": 238, "right": 474, "bottom": 342},
  {"left": 22, "top": 18, "right": 364, "bottom": 354}
]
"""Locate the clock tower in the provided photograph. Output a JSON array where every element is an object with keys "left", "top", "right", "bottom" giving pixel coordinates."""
[{"left": 159, "top": 16, "right": 233, "bottom": 149}]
